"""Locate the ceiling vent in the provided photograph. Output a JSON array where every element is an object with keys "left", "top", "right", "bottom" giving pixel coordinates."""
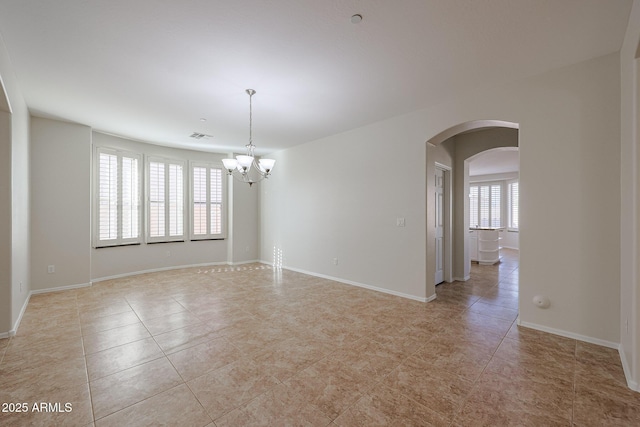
[{"left": 190, "top": 132, "right": 212, "bottom": 139}]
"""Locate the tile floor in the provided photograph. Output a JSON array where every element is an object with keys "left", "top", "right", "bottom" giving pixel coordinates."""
[{"left": 0, "top": 249, "right": 638, "bottom": 426}]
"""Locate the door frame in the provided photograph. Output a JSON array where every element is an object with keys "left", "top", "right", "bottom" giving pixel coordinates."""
[{"left": 435, "top": 162, "right": 453, "bottom": 283}]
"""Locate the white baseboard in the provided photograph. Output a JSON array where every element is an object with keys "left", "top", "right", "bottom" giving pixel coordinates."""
[
  {"left": 517, "top": 320, "right": 619, "bottom": 349},
  {"left": 6, "top": 284, "right": 89, "bottom": 337},
  {"left": 426, "top": 293, "right": 437, "bottom": 302},
  {"left": 229, "top": 259, "right": 261, "bottom": 266},
  {"left": 500, "top": 245, "right": 519, "bottom": 250},
  {"left": 92, "top": 261, "right": 242, "bottom": 283},
  {"left": 619, "top": 344, "right": 640, "bottom": 392},
  {"left": 517, "top": 321, "right": 639, "bottom": 391},
  {"left": 280, "top": 265, "right": 429, "bottom": 303},
  {"left": 4, "top": 291, "right": 32, "bottom": 338},
  {"left": 452, "top": 275, "right": 470, "bottom": 282},
  {"left": 31, "top": 282, "right": 91, "bottom": 295}
]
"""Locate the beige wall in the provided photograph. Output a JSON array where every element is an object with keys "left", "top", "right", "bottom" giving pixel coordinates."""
[
  {"left": 30, "top": 117, "right": 91, "bottom": 291},
  {"left": 230, "top": 176, "right": 261, "bottom": 263},
  {"left": 431, "top": 54, "right": 621, "bottom": 345},
  {"left": 620, "top": 0, "right": 640, "bottom": 390},
  {"left": 261, "top": 111, "right": 430, "bottom": 300},
  {"left": 0, "top": 109, "right": 11, "bottom": 333},
  {"left": 0, "top": 32, "right": 30, "bottom": 336},
  {"left": 261, "top": 52, "right": 621, "bottom": 346}
]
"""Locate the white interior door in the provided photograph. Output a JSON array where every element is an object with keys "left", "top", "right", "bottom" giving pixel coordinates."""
[{"left": 435, "top": 167, "right": 444, "bottom": 284}]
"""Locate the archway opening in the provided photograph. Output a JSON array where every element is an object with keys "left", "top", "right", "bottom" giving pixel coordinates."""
[{"left": 426, "top": 120, "right": 519, "bottom": 306}]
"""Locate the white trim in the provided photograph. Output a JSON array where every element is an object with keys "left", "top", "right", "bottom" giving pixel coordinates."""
[
  {"left": 435, "top": 163, "right": 453, "bottom": 284},
  {"left": 30, "top": 282, "right": 91, "bottom": 295},
  {"left": 3, "top": 293, "right": 31, "bottom": 337},
  {"left": 453, "top": 275, "right": 470, "bottom": 281},
  {"left": 0, "top": 73, "right": 12, "bottom": 113},
  {"left": 619, "top": 345, "right": 640, "bottom": 391},
  {"left": 229, "top": 259, "right": 261, "bottom": 266},
  {"left": 425, "top": 293, "right": 437, "bottom": 303},
  {"left": 91, "top": 260, "right": 261, "bottom": 283},
  {"left": 517, "top": 320, "right": 619, "bottom": 349},
  {"left": 280, "top": 264, "right": 429, "bottom": 303},
  {"left": 92, "top": 261, "right": 231, "bottom": 283},
  {"left": 8, "top": 292, "right": 31, "bottom": 337}
]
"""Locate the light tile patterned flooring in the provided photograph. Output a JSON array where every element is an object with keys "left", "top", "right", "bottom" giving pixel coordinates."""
[{"left": 0, "top": 249, "right": 638, "bottom": 426}]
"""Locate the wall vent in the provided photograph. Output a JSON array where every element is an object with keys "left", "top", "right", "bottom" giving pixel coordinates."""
[{"left": 190, "top": 132, "right": 212, "bottom": 139}]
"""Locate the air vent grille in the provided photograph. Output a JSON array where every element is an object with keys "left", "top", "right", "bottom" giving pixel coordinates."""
[{"left": 190, "top": 132, "right": 212, "bottom": 139}]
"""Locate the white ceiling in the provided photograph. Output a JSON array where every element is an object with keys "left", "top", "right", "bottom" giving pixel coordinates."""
[
  {"left": 0, "top": 0, "right": 632, "bottom": 155},
  {"left": 469, "top": 149, "right": 519, "bottom": 177}
]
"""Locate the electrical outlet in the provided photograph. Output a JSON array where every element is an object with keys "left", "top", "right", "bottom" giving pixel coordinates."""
[
  {"left": 47, "top": 265, "right": 55, "bottom": 274},
  {"left": 333, "top": 257, "right": 338, "bottom": 265},
  {"left": 396, "top": 217, "right": 406, "bottom": 227},
  {"left": 166, "top": 251, "right": 171, "bottom": 257}
]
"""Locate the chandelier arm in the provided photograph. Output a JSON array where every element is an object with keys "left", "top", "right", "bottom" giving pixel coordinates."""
[{"left": 228, "top": 168, "right": 268, "bottom": 184}]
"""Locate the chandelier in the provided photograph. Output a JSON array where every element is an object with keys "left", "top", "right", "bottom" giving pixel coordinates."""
[{"left": 222, "top": 89, "right": 276, "bottom": 187}]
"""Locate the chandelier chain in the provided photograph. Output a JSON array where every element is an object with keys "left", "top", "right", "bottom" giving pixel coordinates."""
[{"left": 248, "top": 90, "right": 252, "bottom": 145}]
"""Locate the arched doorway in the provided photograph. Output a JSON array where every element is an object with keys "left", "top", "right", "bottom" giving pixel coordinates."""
[{"left": 426, "top": 120, "right": 519, "bottom": 298}]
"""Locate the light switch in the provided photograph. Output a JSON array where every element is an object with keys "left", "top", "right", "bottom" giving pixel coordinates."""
[{"left": 396, "top": 218, "right": 406, "bottom": 227}]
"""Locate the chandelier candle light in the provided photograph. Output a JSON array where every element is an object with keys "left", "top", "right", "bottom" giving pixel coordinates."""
[{"left": 222, "top": 89, "right": 276, "bottom": 187}]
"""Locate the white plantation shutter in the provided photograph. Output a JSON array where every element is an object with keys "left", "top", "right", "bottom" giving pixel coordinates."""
[
  {"left": 469, "top": 186, "right": 479, "bottom": 228},
  {"left": 148, "top": 161, "right": 165, "bottom": 238},
  {"left": 490, "top": 184, "right": 501, "bottom": 227},
  {"left": 210, "top": 168, "right": 222, "bottom": 235},
  {"left": 121, "top": 156, "right": 139, "bottom": 239},
  {"left": 191, "top": 162, "right": 225, "bottom": 239},
  {"left": 479, "top": 185, "right": 490, "bottom": 227},
  {"left": 99, "top": 152, "right": 118, "bottom": 241},
  {"left": 95, "top": 148, "right": 141, "bottom": 247},
  {"left": 193, "top": 166, "right": 207, "bottom": 235},
  {"left": 470, "top": 182, "right": 502, "bottom": 229},
  {"left": 509, "top": 181, "right": 519, "bottom": 230},
  {"left": 169, "top": 163, "right": 183, "bottom": 236},
  {"left": 147, "top": 157, "right": 185, "bottom": 242}
]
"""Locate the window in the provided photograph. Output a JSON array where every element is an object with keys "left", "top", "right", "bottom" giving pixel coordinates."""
[
  {"left": 508, "top": 180, "right": 519, "bottom": 230},
  {"left": 94, "top": 147, "right": 141, "bottom": 247},
  {"left": 191, "top": 163, "right": 224, "bottom": 239},
  {"left": 469, "top": 182, "right": 502, "bottom": 228},
  {"left": 147, "top": 157, "right": 185, "bottom": 242}
]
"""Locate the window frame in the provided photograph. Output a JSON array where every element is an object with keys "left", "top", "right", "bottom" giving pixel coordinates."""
[
  {"left": 93, "top": 146, "right": 142, "bottom": 248},
  {"left": 145, "top": 156, "right": 187, "bottom": 243},
  {"left": 190, "top": 161, "right": 226, "bottom": 240}
]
